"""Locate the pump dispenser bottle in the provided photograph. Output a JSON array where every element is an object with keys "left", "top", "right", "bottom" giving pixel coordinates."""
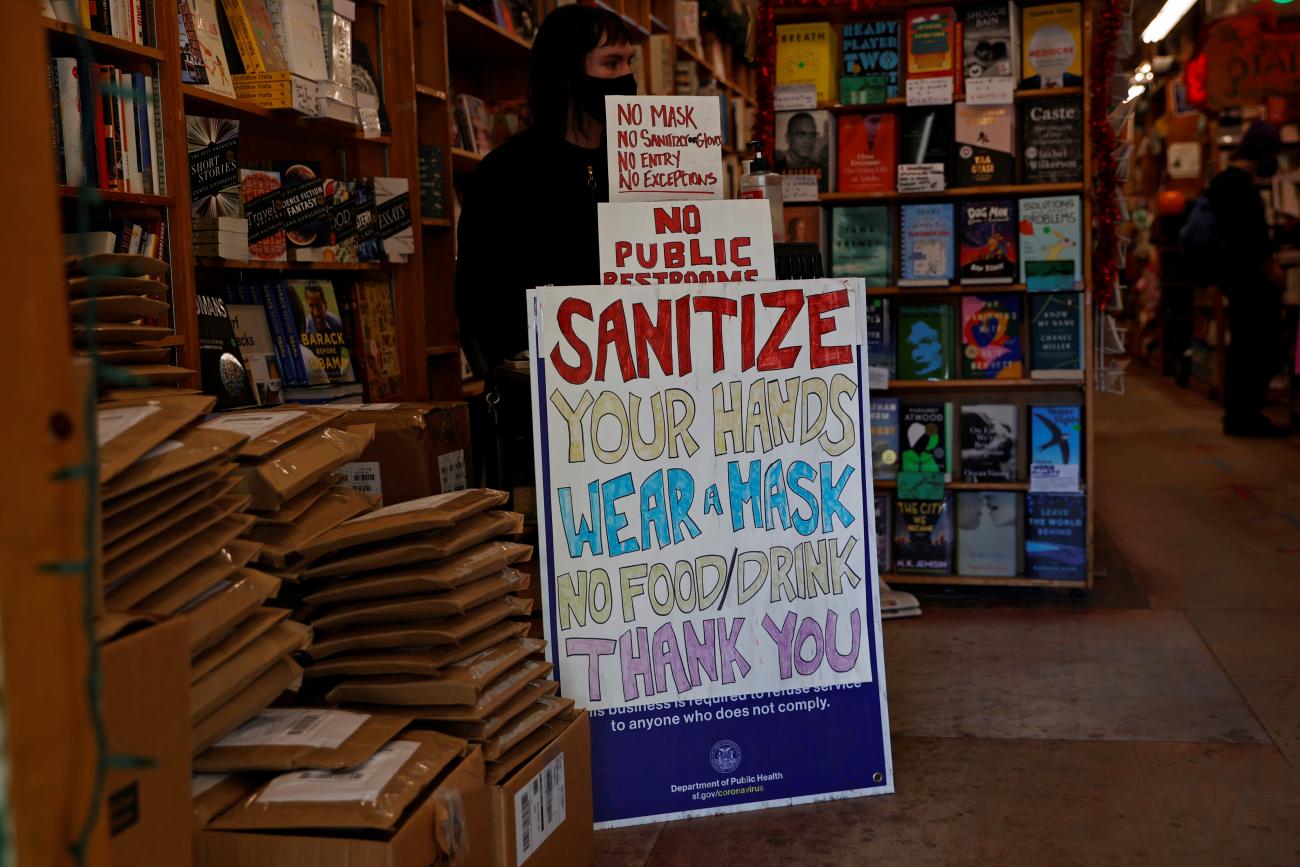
[{"left": 739, "top": 139, "right": 785, "bottom": 242}]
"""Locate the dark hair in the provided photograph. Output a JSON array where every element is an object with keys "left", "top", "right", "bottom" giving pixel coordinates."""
[
  {"left": 529, "top": 5, "right": 635, "bottom": 137},
  {"left": 786, "top": 112, "right": 815, "bottom": 131}
]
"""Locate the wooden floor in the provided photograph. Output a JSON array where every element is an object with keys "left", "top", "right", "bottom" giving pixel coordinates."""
[{"left": 595, "top": 368, "right": 1300, "bottom": 865}]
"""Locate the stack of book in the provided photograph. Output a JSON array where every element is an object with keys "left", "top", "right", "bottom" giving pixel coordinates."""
[{"left": 42, "top": 0, "right": 157, "bottom": 45}]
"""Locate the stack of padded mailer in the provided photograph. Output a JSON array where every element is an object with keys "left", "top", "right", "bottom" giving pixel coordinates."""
[{"left": 289, "top": 491, "right": 572, "bottom": 783}]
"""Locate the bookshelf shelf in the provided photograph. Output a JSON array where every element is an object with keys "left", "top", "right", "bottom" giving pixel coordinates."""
[
  {"left": 829, "top": 86, "right": 1085, "bottom": 114},
  {"left": 650, "top": 15, "right": 669, "bottom": 34},
  {"left": 820, "top": 182, "right": 1084, "bottom": 204},
  {"left": 882, "top": 573, "right": 1088, "bottom": 589},
  {"left": 445, "top": 3, "right": 532, "bottom": 63},
  {"left": 885, "top": 378, "right": 1084, "bottom": 390},
  {"left": 426, "top": 344, "right": 460, "bottom": 357},
  {"left": 57, "top": 185, "right": 174, "bottom": 206},
  {"left": 415, "top": 84, "right": 448, "bottom": 101},
  {"left": 869, "top": 283, "right": 1028, "bottom": 296},
  {"left": 43, "top": 19, "right": 166, "bottom": 63},
  {"left": 875, "top": 480, "right": 1030, "bottom": 492},
  {"left": 452, "top": 148, "right": 483, "bottom": 173},
  {"left": 422, "top": 217, "right": 453, "bottom": 228},
  {"left": 592, "top": 0, "right": 650, "bottom": 38},
  {"left": 181, "top": 85, "right": 274, "bottom": 119},
  {"left": 193, "top": 258, "right": 392, "bottom": 271},
  {"left": 180, "top": 85, "right": 392, "bottom": 145},
  {"left": 677, "top": 42, "right": 750, "bottom": 102}
]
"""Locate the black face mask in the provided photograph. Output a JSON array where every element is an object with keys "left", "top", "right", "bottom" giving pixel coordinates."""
[
  {"left": 1257, "top": 155, "right": 1279, "bottom": 179},
  {"left": 575, "top": 73, "right": 638, "bottom": 126}
]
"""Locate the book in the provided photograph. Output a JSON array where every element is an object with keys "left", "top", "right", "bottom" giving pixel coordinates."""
[
  {"left": 187, "top": 116, "right": 241, "bottom": 218},
  {"left": 960, "top": 403, "right": 1018, "bottom": 482},
  {"left": 1029, "top": 404, "right": 1082, "bottom": 490},
  {"left": 897, "top": 305, "right": 955, "bottom": 381},
  {"left": 1021, "top": 97, "right": 1084, "bottom": 183},
  {"left": 874, "top": 493, "right": 893, "bottom": 574},
  {"left": 240, "top": 168, "right": 286, "bottom": 262},
  {"left": 353, "top": 279, "right": 403, "bottom": 400},
  {"left": 905, "top": 7, "right": 957, "bottom": 80},
  {"left": 830, "top": 206, "right": 891, "bottom": 286},
  {"left": 196, "top": 292, "right": 258, "bottom": 409},
  {"left": 1029, "top": 292, "right": 1084, "bottom": 379},
  {"left": 255, "top": 281, "right": 305, "bottom": 387},
  {"left": 899, "top": 106, "right": 952, "bottom": 189},
  {"left": 955, "top": 103, "right": 1015, "bottom": 186},
  {"left": 900, "top": 401, "right": 952, "bottom": 478},
  {"left": 1021, "top": 3, "right": 1082, "bottom": 89},
  {"left": 353, "top": 178, "right": 383, "bottom": 262},
  {"left": 227, "top": 302, "right": 284, "bottom": 405},
  {"left": 959, "top": 199, "right": 1017, "bottom": 284},
  {"left": 899, "top": 203, "right": 955, "bottom": 286},
  {"left": 418, "top": 146, "right": 445, "bottom": 219},
  {"left": 783, "top": 204, "right": 822, "bottom": 250},
  {"left": 865, "top": 297, "right": 896, "bottom": 378},
  {"left": 961, "top": 294, "right": 1024, "bottom": 378},
  {"left": 962, "top": 3, "right": 1019, "bottom": 96},
  {"left": 275, "top": 280, "right": 322, "bottom": 385},
  {"left": 53, "top": 59, "right": 87, "bottom": 187},
  {"left": 893, "top": 495, "right": 954, "bottom": 575},
  {"left": 178, "top": 1, "right": 209, "bottom": 85},
  {"left": 837, "top": 113, "right": 896, "bottom": 193},
  {"left": 776, "top": 22, "right": 836, "bottom": 105},
  {"left": 192, "top": 0, "right": 237, "bottom": 96},
  {"left": 274, "top": 161, "right": 330, "bottom": 253},
  {"left": 285, "top": 279, "right": 356, "bottom": 385},
  {"left": 456, "top": 95, "right": 494, "bottom": 155},
  {"left": 957, "top": 491, "right": 1020, "bottom": 576},
  {"left": 506, "top": 0, "right": 538, "bottom": 39},
  {"left": 870, "top": 396, "right": 900, "bottom": 480},
  {"left": 375, "top": 177, "right": 414, "bottom": 262},
  {"left": 268, "top": 0, "right": 329, "bottom": 82},
  {"left": 220, "top": 0, "right": 290, "bottom": 73},
  {"left": 1019, "top": 196, "right": 1082, "bottom": 290},
  {"left": 776, "top": 109, "right": 833, "bottom": 199},
  {"left": 840, "top": 18, "right": 901, "bottom": 101},
  {"left": 1025, "top": 493, "right": 1086, "bottom": 580}
]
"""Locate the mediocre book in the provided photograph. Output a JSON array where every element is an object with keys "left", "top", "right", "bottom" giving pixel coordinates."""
[
  {"left": 905, "top": 7, "right": 957, "bottom": 80},
  {"left": 1021, "top": 97, "right": 1084, "bottom": 183},
  {"left": 865, "top": 296, "right": 896, "bottom": 378},
  {"left": 1029, "top": 292, "right": 1084, "bottom": 379},
  {"left": 961, "top": 294, "right": 1024, "bottom": 379},
  {"left": 899, "top": 203, "right": 955, "bottom": 286},
  {"left": 831, "top": 206, "right": 891, "bottom": 286},
  {"left": 960, "top": 403, "right": 1018, "bottom": 482},
  {"left": 962, "top": 3, "right": 1019, "bottom": 87},
  {"left": 1025, "top": 492, "right": 1086, "bottom": 580},
  {"left": 957, "top": 491, "right": 1020, "bottom": 576},
  {"left": 837, "top": 113, "right": 896, "bottom": 193},
  {"left": 776, "top": 109, "right": 834, "bottom": 198},
  {"left": 840, "top": 17, "right": 901, "bottom": 101},
  {"left": 1021, "top": 2, "right": 1082, "bottom": 89},
  {"left": 959, "top": 199, "right": 1017, "bottom": 284},
  {"left": 285, "top": 279, "right": 356, "bottom": 385},
  {"left": 1019, "top": 196, "right": 1083, "bottom": 290},
  {"left": 187, "top": 116, "right": 241, "bottom": 218},
  {"left": 900, "top": 401, "right": 952, "bottom": 477},
  {"left": 955, "top": 103, "right": 1016, "bottom": 186},
  {"left": 776, "top": 22, "right": 837, "bottom": 104},
  {"left": 894, "top": 495, "right": 954, "bottom": 575},
  {"left": 871, "top": 395, "right": 901, "bottom": 480},
  {"left": 897, "top": 304, "right": 955, "bottom": 381}
]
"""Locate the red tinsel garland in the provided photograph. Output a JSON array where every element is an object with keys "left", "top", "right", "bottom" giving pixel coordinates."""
[{"left": 756, "top": 0, "right": 1123, "bottom": 309}]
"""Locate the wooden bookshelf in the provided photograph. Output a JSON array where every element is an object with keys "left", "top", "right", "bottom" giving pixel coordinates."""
[
  {"left": 875, "top": 480, "right": 1033, "bottom": 492},
  {"left": 882, "top": 573, "right": 1088, "bottom": 589},
  {"left": 422, "top": 217, "right": 453, "bottom": 228},
  {"left": 829, "top": 86, "right": 1085, "bottom": 114},
  {"left": 868, "top": 283, "right": 1028, "bottom": 296},
  {"left": 415, "top": 84, "right": 448, "bottom": 101},
  {"left": 885, "top": 378, "right": 1084, "bottom": 390},
  {"left": 820, "top": 182, "right": 1084, "bottom": 204},
  {"left": 452, "top": 147, "right": 484, "bottom": 173},
  {"left": 42, "top": 18, "right": 165, "bottom": 62},
  {"left": 57, "top": 186, "right": 174, "bottom": 207},
  {"left": 194, "top": 258, "right": 394, "bottom": 271},
  {"left": 445, "top": 3, "right": 533, "bottom": 62}
]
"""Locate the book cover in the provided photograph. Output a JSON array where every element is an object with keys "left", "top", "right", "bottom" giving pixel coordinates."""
[
  {"left": 865, "top": 296, "right": 896, "bottom": 377},
  {"left": 957, "top": 491, "right": 1020, "bottom": 576},
  {"left": 375, "top": 177, "right": 414, "bottom": 262},
  {"left": 960, "top": 403, "right": 1018, "bottom": 482},
  {"left": 1030, "top": 404, "right": 1081, "bottom": 470},
  {"left": 54, "top": 59, "right": 87, "bottom": 187},
  {"left": 830, "top": 206, "right": 891, "bottom": 286},
  {"left": 837, "top": 113, "right": 896, "bottom": 193},
  {"left": 456, "top": 95, "right": 493, "bottom": 155},
  {"left": 1029, "top": 292, "right": 1083, "bottom": 379},
  {"left": 418, "top": 145, "right": 445, "bottom": 219},
  {"left": 1021, "top": 2, "right": 1082, "bottom": 89},
  {"left": 1025, "top": 492, "right": 1086, "bottom": 580},
  {"left": 900, "top": 203, "right": 955, "bottom": 286},
  {"left": 776, "top": 109, "right": 833, "bottom": 197},
  {"left": 276, "top": 280, "right": 322, "bottom": 385},
  {"left": 1019, "top": 196, "right": 1082, "bottom": 290},
  {"left": 962, "top": 3, "right": 1018, "bottom": 84},
  {"left": 353, "top": 178, "right": 383, "bottom": 262},
  {"left": 272, "top": 161, "right": 330, "bottom": 252},
  {"left": 1021, "top": 97, "right": 1083, "bottom": 183},
  {"left": 178, "top": 0, "right": 209, "bottom": 85},
  {"left": 874, "top": 493, "right": 893, "bottom": 574},
  {"left": 196, "top": 292, "right": 258, "bottom": 409},
  {"left": 776, "top": 22, "right": 836, "bottom": 104},
  {"left": 227, "top": 302, "right": 284, "bottom": 405},
  {"left": 905, "top": 7, "right": 956, "bottom": 79},
  {"left": 893, "top": 495, "right": 954, "bottom": 575},
  {"left": 899, "top": 105, "right": 952, "bottom": 186},
  {"left": 841, "top": 18, "right": 901, "bottom": 100},
  {"left": 193, "top": 0, "right": 236, "bottom": 96},
  {"left": 961, "top": 294, "right": 1024, "bottom": 378},
  {"left": 870, "top": 395, "right": 900, "bottom": 480},
  {"left": 783, "top": 204, "right": 822, "bottom": 249},
  {"left": 220, "top": 0, "right": 289, "bottom": 73},
  {"left": 329, "top": 178, "right": 359, "bottom": 262},
  {"left": 959, "top": 199, "right": 1017, "bottom": 284},
  {"left": 900, "top": 401, "right": 952, "bottom": 476},
  {"left": 256, "top": 281, "right": 304, "bottom": 386},
  {"left": 285, "top": 279, "right": 356, "bottom": 385},
  {"left": 354, "top": 279, "right": 403, "bottom": 400},
  {"left": 268, "top": 0, "right": 328, "bottom": 82},
  {"left": 240, "top": 168, "right": 286, "bottom": 262},
  {"left": 955, "top": 103, "right": 1015, "bottom": 186},
  {"left": 897, "top": 304, "right": 955, "bottom": 381},
  {"left": 187, "top": 116, "right": 241, "bottom": 218}
]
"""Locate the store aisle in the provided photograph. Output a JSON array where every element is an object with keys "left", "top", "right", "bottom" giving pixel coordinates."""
[{"left": 593, "top": 368, "right": 1300, "bottom": 866}]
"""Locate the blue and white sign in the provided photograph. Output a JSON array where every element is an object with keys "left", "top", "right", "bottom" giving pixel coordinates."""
[{"left": 528, "top": 277, "right": 893, "bottom": 827}]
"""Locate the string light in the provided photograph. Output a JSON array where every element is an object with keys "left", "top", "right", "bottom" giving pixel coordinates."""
[{"left": 1141, "top": 0, "right": 1197, "bottom": 43}]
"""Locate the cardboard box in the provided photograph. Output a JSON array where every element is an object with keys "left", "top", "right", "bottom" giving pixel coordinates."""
[
  {"left": 489, "top": 711, "right": 592, "bottom": 867},
  {"left": 337, "top": 402, "right": 471, "bottom": 505},
  {"left": 101, "top": 617, "right": 193, "bottom": 867},
  {"left": 195, "top": 746, "right": 492, "bottom": 867}
]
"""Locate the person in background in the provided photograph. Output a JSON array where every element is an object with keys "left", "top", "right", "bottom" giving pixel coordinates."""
[
  {"left": 1208, "top": 120, "right": 1288, "bottom": 437},
  {"left": 454, "top": 5, "right": 636, "bottom": 378}
]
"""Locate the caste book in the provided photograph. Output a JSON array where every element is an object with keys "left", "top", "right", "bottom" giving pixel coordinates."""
[
  {"left": 894, "top": 495, "right": 954, "bottom": 575},
  {"left": 899, "top": 204, "right": 955, "bottom": 286},
  {"left": 957, "top": 491, "right": 1020, "bottom": 576},
  {"left": 1021, "top": 97, "right": 1083, "bottom": 183},
  {"left": 959, "top": 199, "right": 1017, "bottom": 283},
  {"left": 831, "top": 206, "right": 891, "bottom": 286},
  {"left": 960, "top": 403, "right": 1017, "bottom": 482},
  {"left": 961, "top": 294, "right": 1024, "bottom": 378}
]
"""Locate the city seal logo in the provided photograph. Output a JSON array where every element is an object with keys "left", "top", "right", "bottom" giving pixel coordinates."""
[{"left": 709, "top": 740, "right": 742, "bottom": 774}]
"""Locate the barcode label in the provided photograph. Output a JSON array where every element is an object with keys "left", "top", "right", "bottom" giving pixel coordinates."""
[
  {"left": 513, "top": 753, "right": 565, "bottom": 865},
  {"left": 215, "top": 709, "right": 368, "bottom": 749},
  {"left": 438, "top": 449, "right": 467, "bottom": 492},
  {"left": 339, "top": 461, "right": 384, "bottom": 503},
  {"left": 287, "top": 713, "right": 324, "bottom": 736},
  {"left": 257, "top": 740, "right": 420, "bottom": 804}
]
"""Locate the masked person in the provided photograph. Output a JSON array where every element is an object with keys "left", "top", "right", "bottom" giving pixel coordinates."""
[
  {"left": 1208, "top": 121, "right": 1288, "bottom": 437},
  {"left": 455, "top": 5, "right": 636, "bottom": 378}
]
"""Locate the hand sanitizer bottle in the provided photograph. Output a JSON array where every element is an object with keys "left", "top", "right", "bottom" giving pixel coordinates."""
[{"left": 739, "top": 140, "right": 785, "bottom": 242}]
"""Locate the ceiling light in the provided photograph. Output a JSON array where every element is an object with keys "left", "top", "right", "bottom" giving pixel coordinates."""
[
  {"left": 1142, "top": 0, "right": 1198, "bottom": 43},
  {"left": 1125, "top": 84, "right": 1146, "bottom": 103}
]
